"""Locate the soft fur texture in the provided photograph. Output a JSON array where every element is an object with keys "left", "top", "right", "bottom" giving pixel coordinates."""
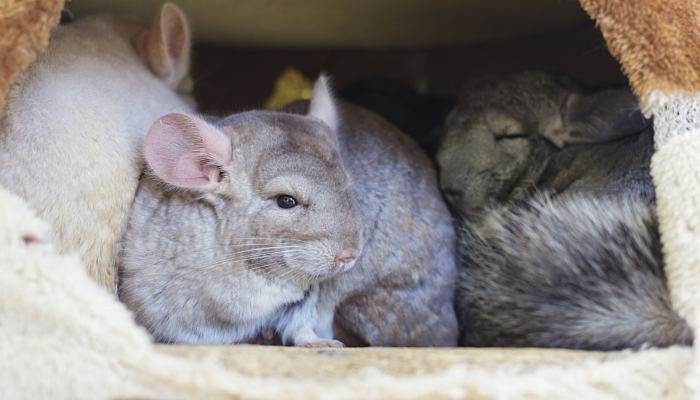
[
  {"left": 438, "top": 71, "right": 653, "bottom": 217},
  {"left": 438, "top": 71, "right": 691, "bottom": 350},
  {"left": 297, "top": 99, "right": 459, "bottom": 346},
  {"left": 0, "top": 4, "right": 193, "bottom": 290},
  {"left": 458, "top": 193, "right": 692, "bottom": 349},
  {"left": 120, "top": 77, "right": 458, "bottom": 347},
  {"left": 119, "top": 82, "right": 361, "bottom": 347}
]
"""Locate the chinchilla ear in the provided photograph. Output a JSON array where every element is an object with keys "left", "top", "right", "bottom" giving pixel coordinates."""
[
  {"left": 138, "top": 2, "right": 192, "bottom": 89},
  {"left": 564, "top": 88, "right": 650, "bottom": 137},
  {"left": 308, "top": 74, "right": 340, "bottom": 140},
  {"left": 144, "top": 113, "right": 231, "bottom": 191}
]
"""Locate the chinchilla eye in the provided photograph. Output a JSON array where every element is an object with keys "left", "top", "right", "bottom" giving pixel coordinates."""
[{"left": 276, "top": 194, "right": 298, "bottom": 209}]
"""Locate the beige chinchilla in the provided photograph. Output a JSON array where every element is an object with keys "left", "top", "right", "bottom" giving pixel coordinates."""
[{"left": 0, "top": 3, "right": 193, "bottom": 290}]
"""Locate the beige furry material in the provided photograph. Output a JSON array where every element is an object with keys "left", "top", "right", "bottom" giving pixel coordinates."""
[
  {"left": 651, "top": 130, "right": 700, "bottom": 395},
  {"left": 0, "top": 0, "right": 64, "bottom": 111}
]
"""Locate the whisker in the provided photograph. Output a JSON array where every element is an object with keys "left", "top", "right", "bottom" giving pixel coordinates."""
[
  {"left": 195, "top": 250, "right": 306, "bottom": 271},
  {"left": 180, "top": 244, "right": 306, "bottom": 254},
  {"left": 226, "top": 237, "right": 309, "bottom": 243}
]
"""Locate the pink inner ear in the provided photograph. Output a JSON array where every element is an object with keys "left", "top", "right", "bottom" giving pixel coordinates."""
[
  {"left": 145, "top": 113, "right": 231, "bottom": 191},
  {"left": 173, "top": 156, "right": 223, "bottom": 187},
  {"left": 173, "top": 153, "right": 215, "bottom": 187}
]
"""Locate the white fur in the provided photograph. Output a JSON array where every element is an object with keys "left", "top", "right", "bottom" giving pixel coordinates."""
[
  {"left": 307, "top": 74, "right": 339, "bottom": 132},
  {"left": 0, "top": 12, "right": 192, "bottom": 290}
]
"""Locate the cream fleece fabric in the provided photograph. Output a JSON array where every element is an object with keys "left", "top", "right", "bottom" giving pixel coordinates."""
[
  {"left": 651, "top": 98, "right": 700, "bottom": 398},
  {"left": 0, "top": 182, "right": 695, "bottom": 399}
]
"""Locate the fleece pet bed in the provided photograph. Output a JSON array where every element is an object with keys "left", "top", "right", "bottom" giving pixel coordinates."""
[{"left": 1, "top": 0, "right": 698, "bottom": 399}]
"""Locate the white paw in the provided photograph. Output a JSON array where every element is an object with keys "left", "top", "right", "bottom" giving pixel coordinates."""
[{"left": 298, "top": 339, "right": 345, "bottom": 348}]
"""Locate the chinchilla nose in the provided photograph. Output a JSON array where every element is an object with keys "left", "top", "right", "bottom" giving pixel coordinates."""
[{"left": 334, "top": 249, "right": 358, "bottom": 273}]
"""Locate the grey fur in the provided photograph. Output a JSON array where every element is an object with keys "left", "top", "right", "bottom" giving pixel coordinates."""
[
  {"left": 438, "top": 71, "right": 691, "bottom": 349},
  {"left": 119, "top": 87, "right": 458, "bottom": 346},
  {"left": 457, "top": 194, "right": 692, "bottom": 350},
  {"left": 559, "top": 88, "right": 649, "bottom": 147},
  {"left": 301, "top": 102, "right": 458, "bottom": 347},
  {"left": 438, "top": 71, "right": 654, "bottom": 217}
]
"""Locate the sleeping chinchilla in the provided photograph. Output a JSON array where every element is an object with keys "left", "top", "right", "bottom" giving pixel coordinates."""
[{"left": 437, "top": 71, "right": 692, "bottom": 350}]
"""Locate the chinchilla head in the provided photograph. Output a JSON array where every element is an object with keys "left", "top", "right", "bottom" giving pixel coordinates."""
[
  {"left": 437, "top": 71, "right": 646, "bottom": 216},
  {"left": 142, "top": 75, "right": 363, "bottom": 282}
]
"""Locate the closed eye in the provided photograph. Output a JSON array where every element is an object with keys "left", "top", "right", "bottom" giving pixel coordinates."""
[
  {"left": 443, "top": 189, "right": 462, "bottom": 201},
  {"left": 494, "top": 133, "right": 528, "bottom": 141}
]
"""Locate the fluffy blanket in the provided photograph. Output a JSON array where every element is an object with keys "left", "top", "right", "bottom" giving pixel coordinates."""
[{"left": 1, "top": 0, "right": 698, "bottom": 399}]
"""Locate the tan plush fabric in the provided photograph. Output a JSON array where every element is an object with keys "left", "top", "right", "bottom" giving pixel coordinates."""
[{"left": 0, "top": 0, "right": 63, "bottom": 111}]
